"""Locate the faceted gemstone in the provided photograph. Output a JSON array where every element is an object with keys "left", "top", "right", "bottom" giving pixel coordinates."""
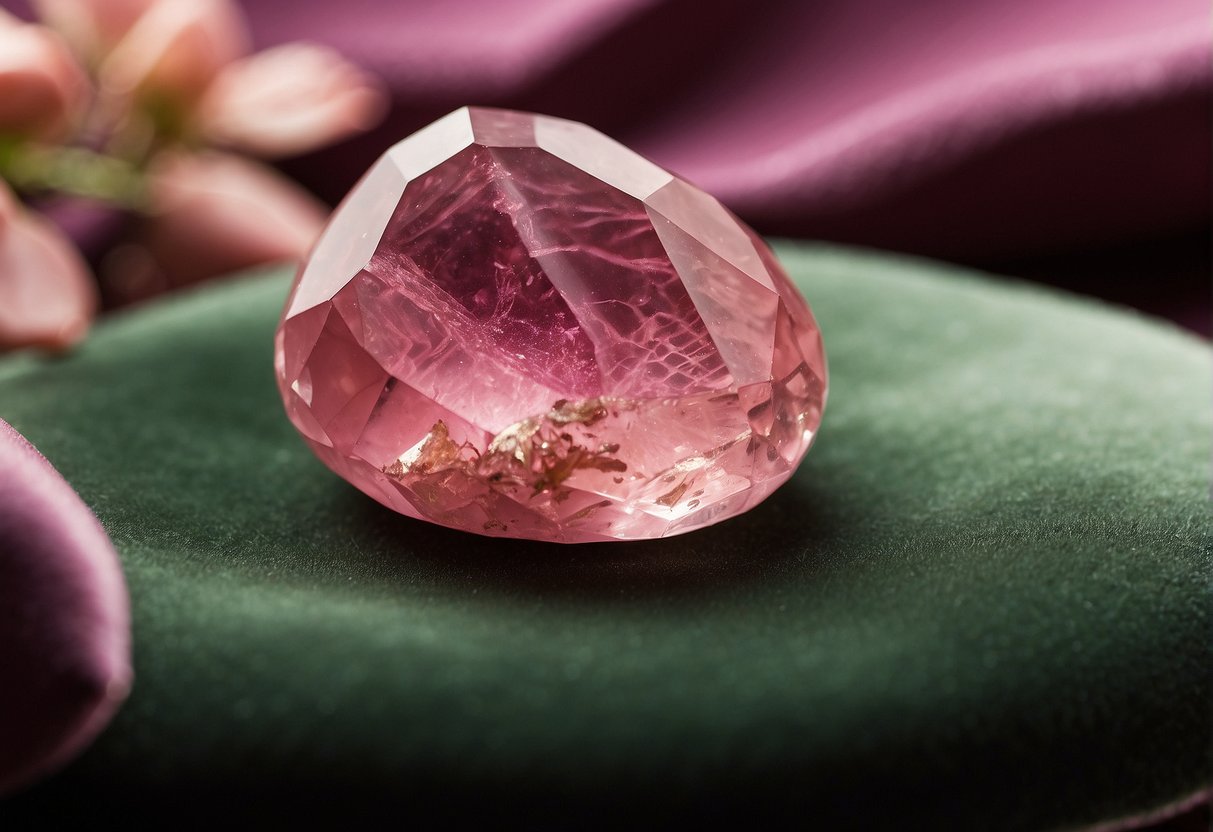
[{"left": 275, "top": 108, "right": 827, "bottom": 543}]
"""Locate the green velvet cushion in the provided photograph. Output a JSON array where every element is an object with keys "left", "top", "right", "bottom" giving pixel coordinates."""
[{"left": 1, "top": 243, "right": 1208, "bottom": 828}]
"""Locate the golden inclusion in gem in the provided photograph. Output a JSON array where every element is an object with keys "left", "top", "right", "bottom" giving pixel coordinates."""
[{"left": 274, "top": 107, "right": 827, "bottom": 542}]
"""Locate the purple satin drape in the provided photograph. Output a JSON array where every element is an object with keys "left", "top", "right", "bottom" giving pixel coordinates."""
[
  {"left": 247, "top": 0, "right": 1211, "bottom": 330},
  {"left": 247, "top": 0, "right": 1208, "bottom": 248}
]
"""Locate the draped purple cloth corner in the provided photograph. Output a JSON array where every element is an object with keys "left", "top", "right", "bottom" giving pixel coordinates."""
[
  {"left": 247, "top": 0, "right": 1209, "bottom": 261},
  {"left": 0, "top": 420, "right": 131, "bottom": 796}
]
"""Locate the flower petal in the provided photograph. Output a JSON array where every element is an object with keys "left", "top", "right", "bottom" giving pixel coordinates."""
[
  {"left": 0, "top": 418, "right": 132, "bottom": 796},
  {"left": 143, "top": 151, "right": 326, "bottom": 286},
  {"left": 196, "top": 43, "right": 386, "bottom": 158},
  {"left": 0, "top": 17, "right": 90, "bottom": 141},
  {"left": 100, "top": 0, "right": 249, "bottom": 110},
  {"left": 0, "top": 209, "right": 97, "bottom": 351},
  {"left": 0, "top": 179, "right": 16, "bottom": 225},
  {"left": 32, "top": 0, "right": 157, "bottom": 63}
]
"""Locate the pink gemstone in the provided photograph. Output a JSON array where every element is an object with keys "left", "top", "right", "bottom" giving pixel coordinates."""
[{"left": 275, "top": 108, "right": 827, "bottom": 542}]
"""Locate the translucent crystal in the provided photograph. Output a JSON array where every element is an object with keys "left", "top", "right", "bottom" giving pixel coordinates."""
[{"left": 275, "top": 107, "right": 827, "bottom": 542}]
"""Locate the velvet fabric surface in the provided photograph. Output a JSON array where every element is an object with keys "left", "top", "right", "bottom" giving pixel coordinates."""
[
  {"left": 0, "top": 421, "right": 130, "bottom": 795},
  {"left": 0, "top": 244, "right": 1208, "bottom": 828}
]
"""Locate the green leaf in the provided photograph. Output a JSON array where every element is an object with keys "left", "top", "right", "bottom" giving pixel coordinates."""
[{"left": 1, "top": 243, "right": 1208, "bottom": 827}]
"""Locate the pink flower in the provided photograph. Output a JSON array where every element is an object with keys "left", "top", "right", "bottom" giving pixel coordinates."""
[
  {"left": 0, "top": 0, "right": 389, "bottom": 328},
  {"left": 32, "top": 0, "right": 158, "bottom": 63},
  {"left": 0, "top": 11, "right": 89, "bottom": 141},
  {"left": 0, "top": 182, "right": 97, "bottom": 351},
  {"left": 99, "top": 0, "right": 249, "bottom": 110},
  {"left": 141, "top": 151, "right": 326, "bottom": 286},
  {"left": 90, "top": 1, "right": 383, "bottom": 156},
  {"left": 196, "top": 43, "right": 387, "bottom": 158}
]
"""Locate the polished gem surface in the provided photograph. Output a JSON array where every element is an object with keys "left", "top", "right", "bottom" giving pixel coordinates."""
[{"left": 275, "top": 107, "right": 826, "bottom": 542}]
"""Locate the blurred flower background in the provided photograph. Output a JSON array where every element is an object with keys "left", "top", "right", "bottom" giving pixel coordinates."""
[
  {"left": 0, "top": 0, "right": 1207, "bottom": 351},
  {"left": 0, "top": 0, "right": 385, "bottom": 349}
]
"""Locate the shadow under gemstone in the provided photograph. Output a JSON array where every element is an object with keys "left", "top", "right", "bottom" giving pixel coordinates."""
[{"left": 328, "top": 468, "right": 838, "bottom": 601}]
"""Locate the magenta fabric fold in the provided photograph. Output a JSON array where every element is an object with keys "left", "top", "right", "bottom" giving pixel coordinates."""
[
  {"left": 0, "top": 420, "right": 130, "bottom": 796},
  {"left": 247, "top": 0, "right": 1210, "bottom": 262}
]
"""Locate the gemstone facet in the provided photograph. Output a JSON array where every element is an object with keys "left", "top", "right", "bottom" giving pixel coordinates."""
[{"left": 275, "top": 108, "right": 827, "bottom": 543}]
